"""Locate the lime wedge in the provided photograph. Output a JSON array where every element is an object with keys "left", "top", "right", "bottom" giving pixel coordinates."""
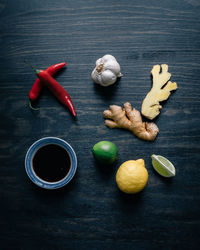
[{"left": 151, "top": 154, "right": 175, "bottom": 177}]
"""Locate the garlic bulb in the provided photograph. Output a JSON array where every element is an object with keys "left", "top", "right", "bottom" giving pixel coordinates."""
[{"left": 91, "top": 54, "right": 122, "bottom": 87}]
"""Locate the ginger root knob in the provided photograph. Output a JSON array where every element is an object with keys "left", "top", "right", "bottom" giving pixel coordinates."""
[{"left": 103, "top": 102, "right": 159, "bottom": 141}]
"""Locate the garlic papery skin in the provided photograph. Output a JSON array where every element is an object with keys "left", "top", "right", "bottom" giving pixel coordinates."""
[{"left": 91, "top": 54, "right": 122, "bottom": 87}]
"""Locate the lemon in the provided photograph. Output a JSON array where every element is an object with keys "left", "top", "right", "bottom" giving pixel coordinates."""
[
  {"left": 92, "top": 141, "right": 118, "bottom": 164},
  {"left": 116, "top": 159, "right": 148, "bottom": 194},
  {"left": 151, "top": 154, "right": 175, "bottom": 177}
]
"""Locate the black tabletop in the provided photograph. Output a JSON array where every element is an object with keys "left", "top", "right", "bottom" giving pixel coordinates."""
[{"left": 0, "top": 0, "right": 200, "bottom": 249}]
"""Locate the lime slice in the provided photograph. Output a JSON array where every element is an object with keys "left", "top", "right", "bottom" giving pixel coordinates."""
[{"left": 151, "top": 154, "right": 175, "bottom": 177}]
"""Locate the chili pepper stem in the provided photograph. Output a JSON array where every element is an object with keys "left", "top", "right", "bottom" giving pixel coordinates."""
[
  {"left": 24, "top": 59, "right": 41, "bottom": 76},
  {"left": 24, "top": 59, "right": 37, "bottom": 70},
  {"left": 35, "top": 69, "right": 41, "bottom": 75},
  {"left": 29, "top": 100, "right": 39, "bottom": 111}
]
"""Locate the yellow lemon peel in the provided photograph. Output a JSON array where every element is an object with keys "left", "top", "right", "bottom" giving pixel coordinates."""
[{"left": 116, "top": 159, "right": 148, "bottom": 194}]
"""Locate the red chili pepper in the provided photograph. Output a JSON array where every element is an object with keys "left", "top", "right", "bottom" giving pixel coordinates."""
[
  {"left": 29, "top": 62, "right": 66, "bottom": 101},
  {"left": 35, "top": 69, "right": 76, "bottom": 117}
]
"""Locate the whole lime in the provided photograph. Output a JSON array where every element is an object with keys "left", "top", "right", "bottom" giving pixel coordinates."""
[{"left": 92, "top": 141, "right": 118, "bottom": 164}]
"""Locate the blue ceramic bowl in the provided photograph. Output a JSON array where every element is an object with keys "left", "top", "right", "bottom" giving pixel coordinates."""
[{"left": 25, "top": 137, "right": 77, "bottom": 189}]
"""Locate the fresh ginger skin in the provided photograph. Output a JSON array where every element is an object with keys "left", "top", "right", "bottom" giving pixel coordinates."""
[
  {"left": 141, "top": 64, "right": 178, "bottom": 120},
  {"left": 103, "top": 102, "right": 159, "bottom": 141}
]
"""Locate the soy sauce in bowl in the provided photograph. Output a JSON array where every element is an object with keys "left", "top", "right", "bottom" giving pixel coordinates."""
[{"left": 32, "top": 144, "right": 71, "bottom": 182}]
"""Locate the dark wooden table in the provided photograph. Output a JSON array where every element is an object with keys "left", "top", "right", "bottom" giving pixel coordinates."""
[{"left": 0, "top": 0, "right": 200, "bottom": 249}]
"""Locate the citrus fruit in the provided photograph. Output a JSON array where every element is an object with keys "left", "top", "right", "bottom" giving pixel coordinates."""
[
  {"left": 92, "top": 141, "right": 118, "bottom": 164},
  {"left": 151, "top": 154, "right": 175, "bottom": 177},
  {"left": 116, "top": 159, "right": 148, "bottom": 194}
]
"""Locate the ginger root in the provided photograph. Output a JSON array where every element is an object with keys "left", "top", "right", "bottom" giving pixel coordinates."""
[
  {"left": 141, "top": 64, "right": 178, "bottom": 120},
  {"left": 103, "top": 102, "right": 159, "bottom": 141}
]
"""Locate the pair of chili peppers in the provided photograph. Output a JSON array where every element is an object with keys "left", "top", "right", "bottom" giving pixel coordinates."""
[{"left": 29, "top": 62, "right": 76, "bottom": 117}]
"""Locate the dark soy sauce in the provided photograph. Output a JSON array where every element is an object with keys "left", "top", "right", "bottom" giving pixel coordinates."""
[{"left": 32, "top": 144, "right": 71, "bottom": 182}]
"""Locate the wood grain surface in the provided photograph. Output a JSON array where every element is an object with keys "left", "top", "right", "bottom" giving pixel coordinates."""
[{"left": 0, "top": 0, "right": 200, "bottom": 249}]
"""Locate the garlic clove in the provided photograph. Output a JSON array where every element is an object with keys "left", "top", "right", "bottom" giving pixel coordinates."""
[
  {"left": 102, "top": 54, "right": 116, "bottom": 62},
  {"left": 104, "top": 60, "right": 121, "bottom": 76},
  {"left": 91, "top": 68, "right": 102, "bottom": 84},
  {"left": 101, "top": 70, "right": 117, "bottom": 86}
]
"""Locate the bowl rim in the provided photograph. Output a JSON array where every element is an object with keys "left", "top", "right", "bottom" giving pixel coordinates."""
[{"left": 25, "top": 137, "right": 77, "bottom": 189}]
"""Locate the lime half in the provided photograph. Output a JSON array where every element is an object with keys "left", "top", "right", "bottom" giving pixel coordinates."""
[{"left": 151, "top": 154, "right": 175, "bottom": 177}]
